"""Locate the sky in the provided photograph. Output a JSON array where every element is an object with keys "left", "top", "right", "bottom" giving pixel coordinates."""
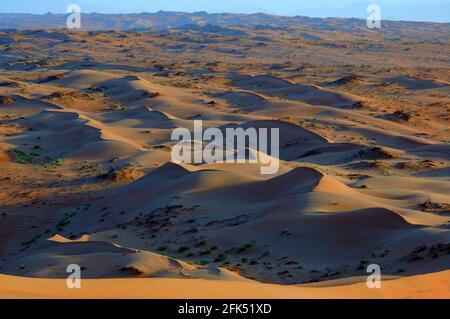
[{"left": 0, "top": 0, "right": 449, "bottom": 22}]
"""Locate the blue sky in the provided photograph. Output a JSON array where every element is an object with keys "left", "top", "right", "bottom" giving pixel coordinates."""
[{"left": 0, "top": 0, "right": 449, "bottom": 22}]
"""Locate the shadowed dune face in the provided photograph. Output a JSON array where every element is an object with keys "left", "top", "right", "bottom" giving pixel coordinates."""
[
  {"left": 2, "top": 237, "right": 245, "bottom": 281},
  {"left": 383, "top": 76, "right": 449, "bottom": 90},
  {"left": 0, "top": 20, "right": 449, "bottom": 298},
  {"left": 230, "top": 75, "right": 360, "bottom": 108}
]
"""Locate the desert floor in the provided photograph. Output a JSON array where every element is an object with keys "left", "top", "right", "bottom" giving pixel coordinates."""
[
  {"left": 0, "top": 24, "right": 449, "bottom": 298},
  {"left": 1, "top": 271, "right": 449, "bottom": 299}
]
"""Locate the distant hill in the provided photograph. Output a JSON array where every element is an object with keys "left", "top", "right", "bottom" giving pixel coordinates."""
[
  {"left": 0, "top": 11, "right": 448, "bottom": 32},
  {"left": 293, "top": 2, "right": 450, "bottom": 23}
]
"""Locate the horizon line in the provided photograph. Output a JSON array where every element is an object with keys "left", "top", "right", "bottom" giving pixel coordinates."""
[{"left": 0, "top": 10, "right": 448, "bottom": 25}]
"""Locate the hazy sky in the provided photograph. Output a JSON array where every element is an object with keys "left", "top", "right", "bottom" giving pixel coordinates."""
[{"left": 1, "top": 0, "right": 449, "bottom": 22}]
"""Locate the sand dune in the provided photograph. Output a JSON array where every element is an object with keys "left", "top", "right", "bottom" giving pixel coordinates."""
[
  {"left": 217, "top": 90, "right": 268, "bottom": 109},
  {"left": 383, "top": 76, "right": 449, "bottom": 90},
  {"left": 3, "top": 236, "right": 245, "bottom": 281},
  {"left": 46, "top": 70, "right": 120, "bottom": 89},
  {"left": 230, "top": 74, "right": 360, "bottom": 108},
  {"left": 39, "top": 162, "right": 446, "bottom": 284},
  {"left": 0, "top": 270, "right": 448, "bottom": 299},
  {"left": 9, "top": 109, "right": 144, "bottom": 161}
]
